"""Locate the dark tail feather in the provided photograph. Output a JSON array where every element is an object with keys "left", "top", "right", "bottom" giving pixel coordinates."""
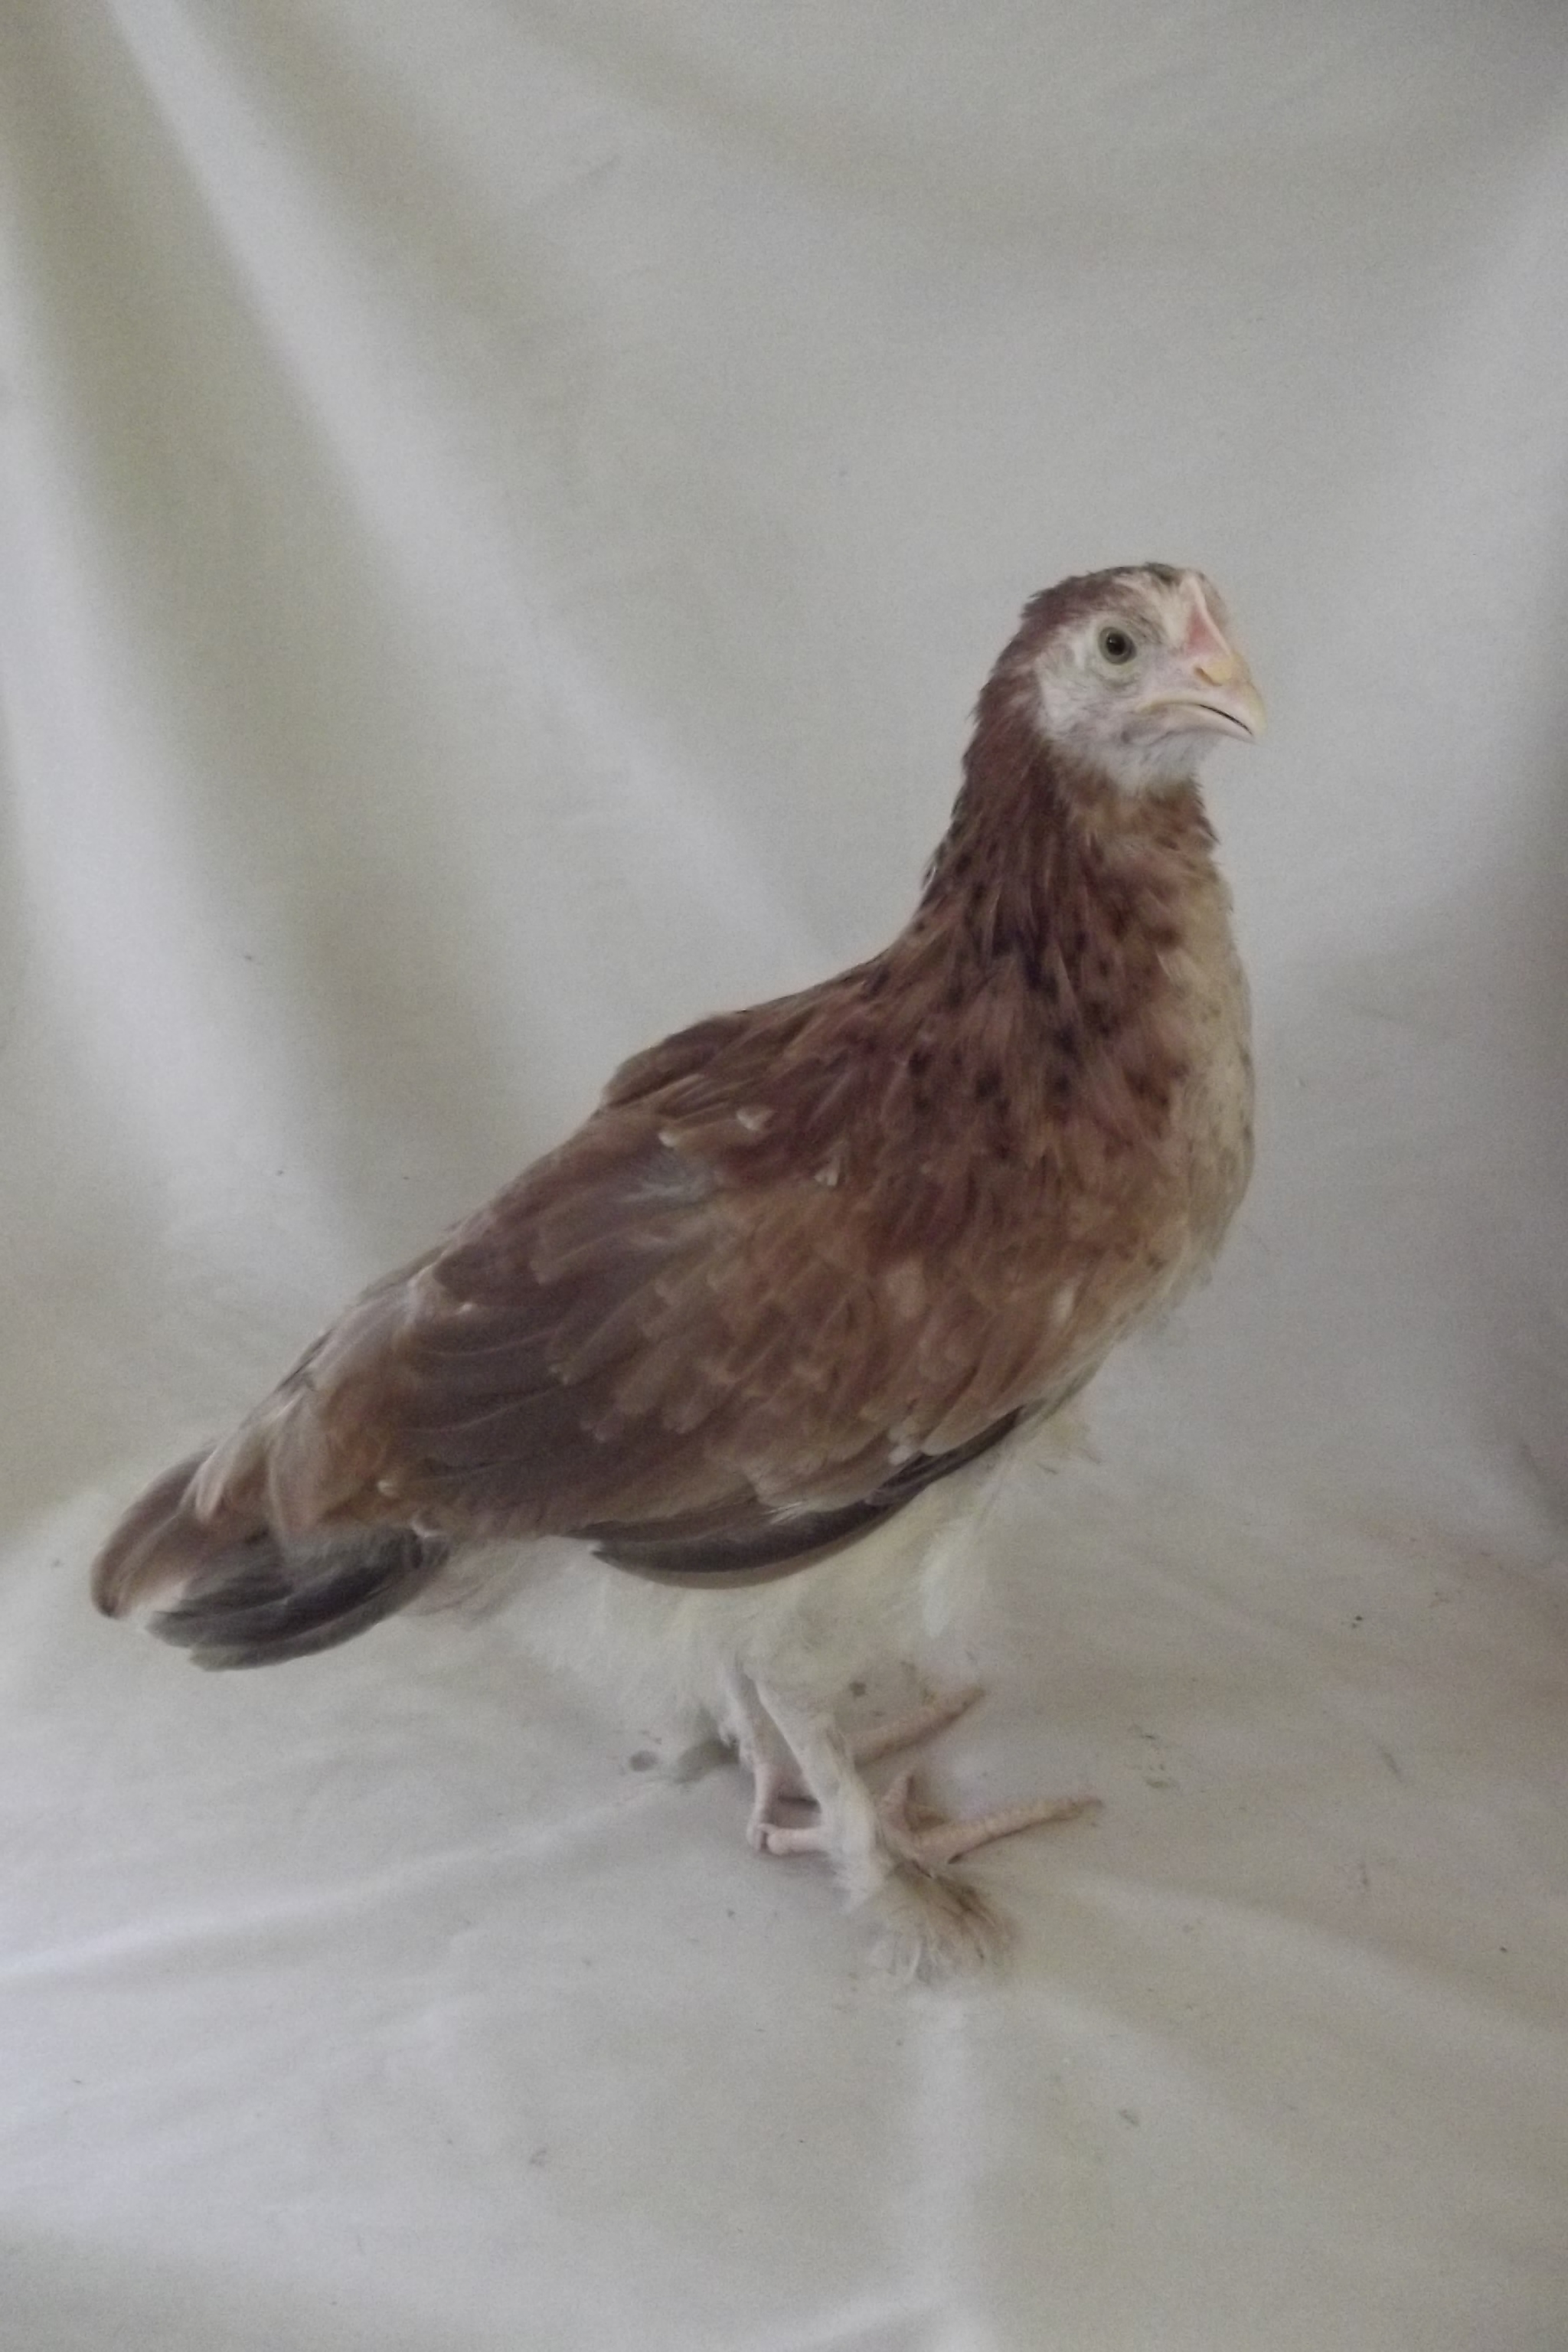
[
  {"left": 149, "top": 1526, "right": 450, "bottom": 1670},
  {"left": 93, "top": 1454, "right": 449, "bottom": 1668}
]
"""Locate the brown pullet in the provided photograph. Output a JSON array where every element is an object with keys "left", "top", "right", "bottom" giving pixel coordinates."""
[{"left": 93, "top": 565, "right": 1263, "bottom": 1978}]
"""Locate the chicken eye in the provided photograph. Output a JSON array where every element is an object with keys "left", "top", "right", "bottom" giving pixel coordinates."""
[{"left": 1097, "top": 626, "right": 1138, "bottom": 665}]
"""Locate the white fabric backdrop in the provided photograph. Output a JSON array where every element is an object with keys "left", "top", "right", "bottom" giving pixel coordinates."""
[{"left": 2, "top": 5, "right": 1566, "bottom": 2346}]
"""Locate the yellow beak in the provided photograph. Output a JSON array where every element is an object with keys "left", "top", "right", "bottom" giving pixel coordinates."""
[{"left": 1139, "top": 648, "right": 1266, "bottom": 743}]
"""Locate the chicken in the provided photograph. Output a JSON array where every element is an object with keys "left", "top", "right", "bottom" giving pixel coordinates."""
[{"left": 92, "top": 564, "right": 1263, "bottom": 1977}]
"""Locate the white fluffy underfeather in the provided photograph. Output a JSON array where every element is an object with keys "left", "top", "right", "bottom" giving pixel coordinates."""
[{"left": 434, "top": 1439, "right": 1022, "bottom": 1742}]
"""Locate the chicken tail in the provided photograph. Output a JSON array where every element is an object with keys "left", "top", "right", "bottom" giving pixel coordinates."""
[{"left": 91, "top": 1453, "right": 449, "bottom": 1670}]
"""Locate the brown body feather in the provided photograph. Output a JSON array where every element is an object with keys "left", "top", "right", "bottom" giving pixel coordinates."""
[{"left": 93, "top": 572, "right": 1253, "bottom": 1649}]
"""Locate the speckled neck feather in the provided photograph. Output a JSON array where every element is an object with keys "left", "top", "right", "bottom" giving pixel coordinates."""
[
  {"left": 914, "top": 664, "right": 1216, "bottom": 1050},
  {"left": 727, "top": 671, "right": 1227, "bottom": 1224}
]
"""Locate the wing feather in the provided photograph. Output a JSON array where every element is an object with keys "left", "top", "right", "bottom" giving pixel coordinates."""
[{"left": 189, "top": 940, "right": 1166, "bottom": 1578}]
